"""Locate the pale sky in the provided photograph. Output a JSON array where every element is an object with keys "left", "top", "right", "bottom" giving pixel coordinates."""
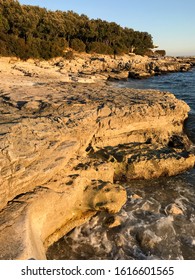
[{"left": 18, "top": 0, "right": 195, "bottom": 56}]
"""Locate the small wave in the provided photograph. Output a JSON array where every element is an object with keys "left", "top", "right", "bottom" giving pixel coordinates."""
[
  {"left": 47, "top": 170, "right": 195, "bottom": 260},
  {"left": 47, "top": 70, "right": 195, "bottom": 260}
]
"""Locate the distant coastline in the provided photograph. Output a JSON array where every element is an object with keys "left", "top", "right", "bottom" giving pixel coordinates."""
[{"left": 2, "top": 51, "right": 195, "bottom": 85}]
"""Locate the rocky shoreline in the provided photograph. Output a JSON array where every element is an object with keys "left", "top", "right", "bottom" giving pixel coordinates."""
[
  {"left": 4, "top": 52, "right": 195, "bottom": 83},
  {"left": 0, "top": 55, "right": 195, "bottom": 259}
]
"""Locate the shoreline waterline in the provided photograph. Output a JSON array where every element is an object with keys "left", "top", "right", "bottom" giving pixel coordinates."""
[{"left": 47, "top": 69, "right": 195, "bottom": 260}]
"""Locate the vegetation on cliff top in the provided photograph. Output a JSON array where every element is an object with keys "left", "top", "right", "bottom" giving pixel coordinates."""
[{"left": 0, "top": 0, "right": 154, "bottom": 59}]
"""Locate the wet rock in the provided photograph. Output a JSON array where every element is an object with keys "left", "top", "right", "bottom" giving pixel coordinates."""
[
  {"left": 136, "top": 229, "right": 162, "bottom": 250},
  {"left": 166, "top": 203, "right": 184, "bottom": 215},
  {"left": 131, "top": 194, "right": 142, "bottom": 200},
  {"left": 105, "top": 215, "right": 122, "bottom": 228}
]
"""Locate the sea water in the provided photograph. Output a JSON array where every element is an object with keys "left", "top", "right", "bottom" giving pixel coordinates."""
[{"left": 47, "top": 68, "right": 195, "bottom": 260}]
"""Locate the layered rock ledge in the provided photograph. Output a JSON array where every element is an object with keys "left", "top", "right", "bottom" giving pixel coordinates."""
[
  {"left": 2, "top": 52, "right": 195, "bottom": 83},
  {"left": 0, "top": 58, "right": 195, "bottom": 259}
]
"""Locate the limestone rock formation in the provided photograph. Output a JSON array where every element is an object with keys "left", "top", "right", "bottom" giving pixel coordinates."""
[
  {"left": 0, "top": 58, "right": 194, "bottom": 259},
  {"left": 1, "top": 52, "right": 193, "bottom": 84}
]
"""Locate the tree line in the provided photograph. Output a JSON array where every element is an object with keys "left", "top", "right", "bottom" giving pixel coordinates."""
[{"left": 0, "top": 0, "right": 155, "bottom": 59}]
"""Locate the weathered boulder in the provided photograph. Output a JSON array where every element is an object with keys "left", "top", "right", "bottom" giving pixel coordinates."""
[{"left": 0, "top": 180, "right": 126, "bottom": 260}]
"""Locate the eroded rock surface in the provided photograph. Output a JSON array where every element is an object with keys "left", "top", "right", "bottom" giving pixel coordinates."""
[
  {"left": 0, "top": 58, "right": 194, "bottom": 259},
  {"left": 1, "top": 53, "right": 194, "bottom": 84}
]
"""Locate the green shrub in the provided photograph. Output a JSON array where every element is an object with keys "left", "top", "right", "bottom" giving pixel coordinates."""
[
  {"left": 155, "top": 50, "right": 166, "bottom": 56},
  {"left": 0, "top": 0, "right": 155, "bottom": 59},
  {"left": 63, "top": 50, "right": 74, "bottom": 60},
  {"left": 87, "top": 42, "right": 113, "bottom": 54},
  {"left": 70, "top": 38, "right": 86, "bottom": 52}
]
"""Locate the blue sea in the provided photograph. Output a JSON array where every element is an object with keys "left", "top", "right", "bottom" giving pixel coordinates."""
[
  {"left": 118, "top": 68, "right": 195, "bottom": 143},
  {"left": 47, "top": 68, "right": 195, "bottom": 260}
]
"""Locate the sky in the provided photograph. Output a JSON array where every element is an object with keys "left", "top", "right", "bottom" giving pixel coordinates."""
[{"left": 18, "top": 0, "right": 195, "bottom": 56}]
